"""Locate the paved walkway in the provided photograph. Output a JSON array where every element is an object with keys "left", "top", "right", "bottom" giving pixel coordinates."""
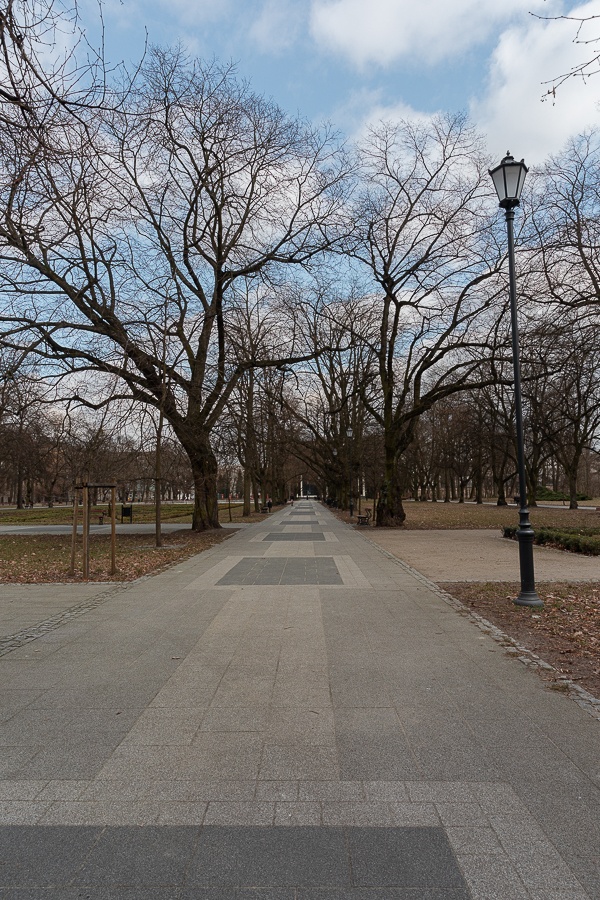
[
  {"left": 367, "top": 528, "right": 600, "bottom": 582},
  {"left": 0, "top": 503, "right": 598, "bottom": 898}
]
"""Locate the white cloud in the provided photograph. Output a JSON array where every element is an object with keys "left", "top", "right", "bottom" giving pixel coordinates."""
[
  {"left": 346, "top": 95, "right": 435, "bottom": 142},
  {"left": 472, "top": 1, "right": 600, "bottom": 164},
  {"left": 309, "top": 0, "right": 553, "bottom": 68},
  {"left": 249, "top": 0, "right": 306, "bottom": 54}
]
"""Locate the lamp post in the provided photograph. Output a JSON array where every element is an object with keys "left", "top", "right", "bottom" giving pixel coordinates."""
[
  {"left": 489, "top": 152, "right": 543, "bottom": 609},
  {"left": 347, "top": 426, "right": 353, "bottom": 516}
]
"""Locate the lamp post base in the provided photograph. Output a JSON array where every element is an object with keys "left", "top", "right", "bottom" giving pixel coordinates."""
[
  {"left": 514, "top": 590, "right": 544, "bottom": 608},
  {"left": 514, "top": 522, "right": 544, "bottom": 609}
]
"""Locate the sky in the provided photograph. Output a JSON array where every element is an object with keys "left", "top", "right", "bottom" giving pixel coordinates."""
[{"left": 81, "top": 0, "right": 600, "bottom": 166}]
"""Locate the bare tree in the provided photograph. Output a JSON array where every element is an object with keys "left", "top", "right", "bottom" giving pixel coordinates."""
[
  {"left": 0, "top": 45, "right": 351, "bottom": 529},
  {"left": 349, "top": 113, "right": 505, "bottom": 526},
  {"left": 543, "top": 320, "right": 600, "bottom": 508},
  {"left": 531, "top": 11, "right": 600, "bottom": 100},
  {"left": 528, "top": 132, "right": 600, "bottom": 319},
  {"left": 279, "top": 292, "right": 379, "bottom": 507}
]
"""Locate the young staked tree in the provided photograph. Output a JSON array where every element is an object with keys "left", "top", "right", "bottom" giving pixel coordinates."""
[
  {"left": 350, "top": 113, "right": 505, "bottom": 526},
  {"left": 0, "top": 34, "right": 351, "bottom": 529}
]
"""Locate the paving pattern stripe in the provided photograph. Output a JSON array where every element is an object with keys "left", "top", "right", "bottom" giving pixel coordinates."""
[
  {"left": 0, "top": 825, "right": 470, "bottom": 893},
  {"left": 217, "top": 557, "right": 343, "bottom": 586}
]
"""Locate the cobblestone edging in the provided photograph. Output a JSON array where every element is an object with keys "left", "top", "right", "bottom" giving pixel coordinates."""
[
  {"left": 365, "top": 537, "right": 600, "bottom": 722},
  {"left": 0, "top": 583, "right": 132, "bottom": 658}
]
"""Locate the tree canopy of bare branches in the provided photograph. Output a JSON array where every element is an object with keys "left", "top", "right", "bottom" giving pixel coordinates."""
[
  {"left": 349, "top": 113, "right": 506, "bottom": 525},
  {"left": 0, "top": 43, "right": 352, "bottom": 528}
]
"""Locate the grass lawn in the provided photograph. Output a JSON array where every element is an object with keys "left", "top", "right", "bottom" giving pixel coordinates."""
[
  {"left": 337, "top": 498, "right": 600, "bottom": 530},
  {"left": 0, "top": 501, "right": 275, "bottom": 526}
]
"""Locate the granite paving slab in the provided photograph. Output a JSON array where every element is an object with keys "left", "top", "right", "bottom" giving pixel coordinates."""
[
  {"left": 218, "top": 558, "right": 342, "bottom": 586},
  {"left": 0, "top": 825, "right": 470, "bottom": 896}
]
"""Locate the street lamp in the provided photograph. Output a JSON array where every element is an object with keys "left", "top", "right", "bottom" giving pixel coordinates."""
[
  {"left": 346, "top": 427, "right": 353, "bottom": 516},
  {"left": 489, "top": 152, "right": 543, "bottom": 609}
]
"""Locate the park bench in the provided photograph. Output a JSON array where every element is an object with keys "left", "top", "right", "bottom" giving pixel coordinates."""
[
  {"left": 356, "top": 508, "right": 372, "bottom": 526},
  {"left": 92, "top": 508, "right": 105, "bottom": 524}
]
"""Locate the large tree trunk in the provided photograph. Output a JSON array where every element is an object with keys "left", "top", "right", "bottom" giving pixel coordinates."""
[
  {"left": 567, "top": 467, "right": 579, "bottom": 510},
  {"left": 243, "top": 469, "right": 252, "bottom": 517},
  {"left": 187, "top": 441, "right": 221, "bottom": 531},
  {"left": 16, "top": 463, "right": 24, "bottom": 510},
  {"left": 376, "top": 441, "right": 406, "bottom": 526}
]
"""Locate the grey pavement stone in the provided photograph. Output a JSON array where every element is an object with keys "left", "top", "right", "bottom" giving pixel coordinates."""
[
  {"left": 295, "top": 891, "right": 470, "bottom": 899},
  {"left": 255, "top": 781, "right": 299, "bottom": 801},
  {"left": 274, "top": 802, "right": 321, "bottom": 825},
  {"left": 203, "top": 802, "right": 275, "bottom": 825},
  {"left": 458, "top": 854, "right": 530, "bottom": 899},
  {"left": 406, "top": 782, "right": 479, "bottom": 803},
  {"left": 186, "top": 826, "right": 350, "bottom": 887},
  {"left": 140, "top": 780, "right": 256, "bottom": 802},
  {"left": 199, "top": 707, "right": 267, "bottom": 732},
  {"left": 155, "top": 802, "right": 208, "bottom": 825},
  {"left": 177, "top": 747, "right": 263, "bottom": 781},
  {"left": 435, "top": 802, "right": 490, "bottom": 827},
  {"left": 0, "top": 825, "right": 102, "bottom": 886},
  {"left": 265, "top": 708, "right": 336, "bottom": 746},
  {"left": 32, "top": 782, "right": 90, "bottom": 802},
  {"left": 321, "top": 802, "right": 394, "bottom": 827},
  {"left": 119, "top": 709, "right": 205, "bottom": 746},
  {"left": 0, "top": 750, "right": 40, "bottom": 778},
  {"left": 182, "top": 890, "right": 295, "bottom": 899},
  {"left": 259, "top": 747, "right": 339, "bottom": 781},
  {"left": 0, "top": 803, "right": 52, "bottom": 825},
  {"left": 529, "top": 891, "right": 591, "bottom": 900},
  {"left": 334, "top": 735, "right": 420, "bottom": 782},
  {"left": 387, "top": 804, "right": 440, "bottom": 827},
  {"left": 363, "top": 782, "right": 409, "bottom": 802},
  {"left": 0, "top": 783, "right": 47, "bottom": 802},
  {"left": 95, "top": 747, "right": 186, "bottom": 781},
  {"left": 299, "top": 782, "right": 365, "bottom": 802},
  {"left": 78, "top": 780, "right": 146, "bottom": 802},
  {"left": 39, "top": 801, "right": 162, "bottom": 826},
  {"left": 77, "top": 825, "right": 198, "bottom": 884},
  {"left": 445, "top": 826, "right": 505, "bottom": 855},
  {"left": 347, "top": 827, "right": 467, "bottom": 888}
]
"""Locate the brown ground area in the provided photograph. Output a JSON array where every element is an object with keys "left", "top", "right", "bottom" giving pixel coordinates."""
[
  {"left": 439, "top": 581, "right": 600, "bottom": 699},
  {"left": 336, "top": 500, "right": 600, "bottom": 530},
  {"left": 0, "top": 530, "right": 236, "bottom": 583}
]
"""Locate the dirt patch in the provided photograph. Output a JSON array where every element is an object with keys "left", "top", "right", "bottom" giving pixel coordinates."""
[
  {"left": 439, "top": 581, "right": 600, "bottom": 700},
  {"left": 0, "top": 530, "right": 235, "bottom": 583}
]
